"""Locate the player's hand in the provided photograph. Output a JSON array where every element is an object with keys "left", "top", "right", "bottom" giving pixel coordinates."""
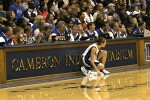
[
  {"left": 97, "top": 71, "right": 104, "bottom": 77},
  {"left": 97, "top": 71, "right": 102, "bottom": 76}
]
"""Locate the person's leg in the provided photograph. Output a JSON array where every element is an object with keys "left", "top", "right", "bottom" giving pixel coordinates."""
[
  {"left": 81, "top": 58, "right": 102, "bottom": 76},
  {"left": 98, "top": 50, "right": 107, "bottom": 66},
  {"left": 81, "top": 56, "right": 91, "bottom": 76},
  {"left": 98, "top": 50, "right": 110, "bottom": 74},
  {"left": 97, "top": 63, "right": 104, "bottom": 70}
]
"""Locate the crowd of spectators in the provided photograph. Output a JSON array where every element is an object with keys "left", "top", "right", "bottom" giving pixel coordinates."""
[{"left": 0, "top": 0, "right": 150, "bottom": 45}]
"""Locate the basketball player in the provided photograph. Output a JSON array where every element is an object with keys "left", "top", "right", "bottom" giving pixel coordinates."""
[{"left": 81, "top": 37, "right": 110, "bottom": 76}]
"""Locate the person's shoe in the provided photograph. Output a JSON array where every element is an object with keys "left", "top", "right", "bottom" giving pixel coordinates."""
[
  {"left": 88, "top": 70, "right": 98, "bottom": 77},
  {"left": 100, "top": 69, "right": 110, "bottom": 75},
  {"left": 81, "top": 66, "right": 88, "bottom": 76}
]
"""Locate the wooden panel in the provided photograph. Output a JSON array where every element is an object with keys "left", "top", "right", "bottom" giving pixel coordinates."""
[
  {"left": 144, "top": 39, "right": 150, "bottom": 66},
  {"left": 0, "top": 49, "right": 6, "bottom": 84},
  {"left": 138, "top": 39, "right": 145, "bottom": 66}
]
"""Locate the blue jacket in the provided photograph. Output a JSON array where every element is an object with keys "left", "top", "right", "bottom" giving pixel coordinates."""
[
  {"left": 9, "top": 3, "right": 24, "bottom": 20},
  {"left": 0, "top": 33, "right": 13, "bottom": 45}
]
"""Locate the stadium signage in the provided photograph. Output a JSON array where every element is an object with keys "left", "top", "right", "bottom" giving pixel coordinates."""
[{"left": 6, "top": 42, "right": 137, "bottom": 80}]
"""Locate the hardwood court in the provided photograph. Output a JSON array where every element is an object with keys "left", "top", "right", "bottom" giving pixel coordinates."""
[{"left": 0, "top": 68, "right": 150, "bottom": 100}]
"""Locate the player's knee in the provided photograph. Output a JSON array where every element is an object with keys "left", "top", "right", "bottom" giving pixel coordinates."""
[
  {"left": 98, "top": 63, "right": 104, "bottom": 69},
  {"left": 101, "top": 64, "right": 104, "bottom": 69}
]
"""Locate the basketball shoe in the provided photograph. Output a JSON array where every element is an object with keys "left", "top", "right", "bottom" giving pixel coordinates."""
[
  {"left": 81, "top": 66, "right": 88, "bottom": 76},
  {"left": 100, "top": 69, "right": 110, "bottom": 75}
]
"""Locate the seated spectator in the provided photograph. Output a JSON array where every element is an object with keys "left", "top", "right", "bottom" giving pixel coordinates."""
[
  {"left": 9, "top": 0, "right": 25, "bottom": 20},
  {"left": 126, "top": 22, "right": 134, "bottom": 37},
  {"left": 0, "top": 2, "right": 6, "bottom": 19},
  {"left": 45, "top": 13, "right": 55, "bottom": 26},
  {"left": 84, "top": 22, "right": 99, "bottom": 40},
  {"left": 96, "top": 21, "right": 110, "bottom": 36},
  {"left": 4, "top": 21, "right": 16, "bottom": 29},
  {"left": 133, "top": 21, "right": 146, "bottom": 35},
  {"left": 47, "top": 3, "right": 58, "bottom": 21},
  {"left": 56, "top": 9, "right": 69, "bottom": 23},
  {"left": 16, "top": 18, "right": 28, "bottom": 28},
  {"left": 36, "top": 25, "right": 52, "bottom": 43},
  {"left": 93, "top": 3, "right": 105, "bottom": 21},
  {"left": 38, "top": 1, "right": 48, "bottom": 18},
  {"left": 105, "top": 3, "right": 115, "bottom": 17},
  {"left": 95, "top": 13, "right": 105, "bottom": 29},
  {"left": 84, "top": 4, "right": 94, "bottom": 23},
  {"left": 70, "top": 7, "right": 80, "bottom": 24},
  {"left": 24, "top": 1, "right": 38, "bottom": 23},
  {"left": 24, "top": 25, "right": 35, "bottom": 44},
  {"left": 6, "top": 10, "right": 16, "bottom": 22},
  {"left": 0, "top": 26, "right": 14, "bottom": 45},
  {"left": 107, "top": 15, "right": 114, "bottom": 25},
  {"left": 20, "top": 0, "right": 31, "bottom": 10},
  {"left": 32, "top": 15, "right": 43, "bottom": 30},
  {"left": 78, "top": 23, "right": 89, "bottom": 41},
  {"left": 33, "top": 0, "right": 40, "bottom": 9},
  {"left": 51, "top": 21, "right": 67, "bottom": 36},
  {"left": 70, "top": 23, "right": 81, "bottom": 41},
  {"left": 78, "top": 11, "right": 87, "bottom": 31},
  {"left": 32, "top": 15, "right": 45, "bottom": 39},
  {"left": 130, "top": 17, "right": 138, "bottom": 30},
  {"left": 118, "top": 24, "right": 128, "bottom": 38},
  {"left": 51, "top": 21, "right": 68, "bottom": 41},
  {"left": 108, "top": 21, "right": 120, "bottom": 39},
  {"left": 12, "top": 26, "right": 25, "bottom": 45},
  {"left": 0, "top": 17, "right": 6, "bottom": 33}
]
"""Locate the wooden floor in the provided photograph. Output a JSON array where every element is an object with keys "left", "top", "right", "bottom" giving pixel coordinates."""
[{"left": 0, "top": 68, "right": 150, "bottom": 100}]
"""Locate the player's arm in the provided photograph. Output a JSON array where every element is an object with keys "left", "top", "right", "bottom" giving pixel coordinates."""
[{"left": 90, "top": 47, "right": 101, "bottom": 75}]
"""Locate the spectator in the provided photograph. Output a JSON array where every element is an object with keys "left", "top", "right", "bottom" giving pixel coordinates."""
[
  {"left": 24, "top": 1, "right": 38, "bottom": 23},
  {"left": 33, "top": 15, "right": 45, "bottom": 40},
  {"left": 6, "top": 10, "right": 16, "bottom": 22},
  {"left": 0, "top": 26, "right": 14, "bottom": 45},
  {"left": 0, "top": 2, "right": 6, "bottom": 18},
  {"left": 78, "top": 23, "right": 89, "bottom": 41},
  {"left": 12, "top": 26, "right": 25, "bottom": 45},
  {"left": 16, "top": 18, "right": 28, "bottom": 28},
  {"left": 133, "top": 21, "right": 146, "bottom": 35},
  {"left": 78, "top": 11, "right": 87, "bottom": 31},
  {"left": 36, "top": 25, "right": 52, "bottom": 43},
  {"left": 51, "top": 21, "right": 67, "bottom": 36},
  {"left": 108, "top": 21, "right": 120, "bottom": 39},
  {"left": 95, "top": 13, "right": 105, "bottom": 29},
  {"left": 45, "top": 13, "right": 55, "bottom": 26},
  {"left": 85, "top": 22, "right": 99, "bottom": 40},
  {"left": 96, "top": 21, "right": 110, "bottom": 36},
  {"left": 9, "top": 0, "right": 24, "bottom": 20},
  {"left": 84, "top": 4, "right": 94, "bottom": 23},
  {"left": 24, "top": 25, "right": 35, "bottom": 44},
  {"left": 32, "top": 15, "right": 44, "bottom": 31},
  {"left": 70, "top": 23, "right": 81, "bottom": 41},
  {"left": 47, "top": 3, "right": 58, "bottom": 21},
  {"left": 93, "top": 3, "right": 105, "bottom": 20},
  {"left": 20, "top": 0, "right": 31, "bottom": 10},
  {"left": 38, "top": 1, "right": 48, "bottom": 18},
  {"left": 118, "top": 24, "right": 128, "bottom": 38}
]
